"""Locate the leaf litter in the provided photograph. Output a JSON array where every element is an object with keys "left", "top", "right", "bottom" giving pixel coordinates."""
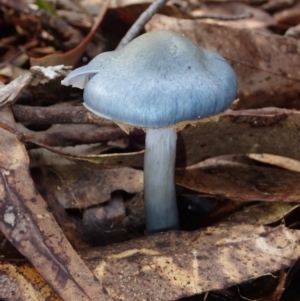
[{"left": 1, "top": 0, "right": 300, "bottom": 300}]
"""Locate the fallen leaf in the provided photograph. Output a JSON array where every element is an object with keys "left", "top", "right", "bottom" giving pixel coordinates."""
[
  {"left": 29, "top": 143, "right": 113, "bottom": 167},
  {"left": 30, "top": 0, "right": 110, "bottom": 67},
  {"left": 85, "top": 225, "right": 300, "bottom": 301},
  {"left": 192, "top": 2, "right": 276, "bottom": 29},
  {"left": 217, "top": 202, "right": 299, "bottom": 226},
  {"left": 260, "top": 0, "right": 298, "bottom": 12},
  {"left": 0, "top": 262, "right": 62, "bottom": 301},
  {"left": 0, "top": 107, "right": 111, "bottom": 301},
  {"left": 176, "top": 160, "right": 300, "bottom": 202},
  {"left": 2, "top": 225, "right": 300, "bottom": 301},
  {"left": 109, "top": 0, "right": 152, "bottom": 8},
  {"left": 248, "top": 153, "right": 300, "bottom": 172},
  {"left": 0, "top": 64, "right": 29, "bottom": 82},
  {"left": 0, "top": 73, "right": 32, "bottom": 107},
  {"left": 178, "top": 108, "right": 300, "bottom": 167},
  {"left": 41, "top": 165, "right": 143, "bottom": 209},
  {"left": 273, "top": 3, "right": 300, "bottom": 26}
]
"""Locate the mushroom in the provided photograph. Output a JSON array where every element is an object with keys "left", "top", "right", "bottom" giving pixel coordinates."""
[{"left": 62, "top": 30, "right": 237, "bottom": 233}]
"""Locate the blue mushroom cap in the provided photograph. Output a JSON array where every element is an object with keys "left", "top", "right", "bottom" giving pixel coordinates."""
[
  {"left": 61, "top": 52, "right": 117, "bottom": 89},
  {"left": 63, "top": 30, "right": 238, "bottom": 128}
]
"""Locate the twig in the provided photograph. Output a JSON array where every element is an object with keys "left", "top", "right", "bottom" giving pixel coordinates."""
[
  {"left": 116, "top": 0, "right": 169, "bottom": 49},
  {"left": 0, "top": 120, "right": 126, "bottom": 148},
  {"left": 12, "top": 104, "right": 115, "bottom": 126},
  {"left": 17, "top": 123, "right": 127, "bottom": 147}
]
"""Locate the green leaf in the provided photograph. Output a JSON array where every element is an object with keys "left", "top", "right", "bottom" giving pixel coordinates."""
[{"left": 34, "top": 0, "right": 58, "bottom": 16}]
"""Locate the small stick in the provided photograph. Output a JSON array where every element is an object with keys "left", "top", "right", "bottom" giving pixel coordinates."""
[
  {"left": 116, "top": 0, "right": 169, "bottom": 49},
  {"left": 0, "top": 121, "right": 126, "bottom": 148},
  {"left": 12, "top": 104, "right": 115, "bottom": 126}
]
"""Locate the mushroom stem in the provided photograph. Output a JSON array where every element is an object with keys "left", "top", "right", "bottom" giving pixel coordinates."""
[{"left": 144, "top": 127, "right": 179, "bottom": 233}]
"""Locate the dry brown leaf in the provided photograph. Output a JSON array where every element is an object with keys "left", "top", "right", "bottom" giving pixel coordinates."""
[
  {"left": 273, "top": 3, "right": 300, "bottom": 26},
  {"left": 29, "top": 144, "right": 113, "bottom": 167},
  {"left": 0, "top": 64, "right": 29, "bottom": 82},
  {"left": 146, "top": 15, "right": 300, "bottom": 109},
  {"left": 31, "top": 168, "right": 90, "bottom": 249},
  {"left": 260, "top": 0, "right": 298, "bottom": 12},
  {"left": 0, "top": 108, "right": 111, "bottom": 301},
  {"left": 109, "top": 0, "right": 152, "bottom": 8},
  {"left": 32, "top": 140, "right": 144, "bottom": 168},
  {"left": 192, "top": 2, "right": 276, "bottom": 29},
  {"left": 41, "top": 165, "right": 143, "bottom": 209},
  {"left": 178, "top": 108, "right": 300, "bottom": 167},
  {"left": 30, "top": 0, "right": 110, "bottom": 67},
  {"left": 248, "top": 153, "right": 300, "bottom": 172},
  {"left": 0, "top": 262, "right": 62, "bottom": 301},
  {"left": 217, "top": 202, "right": 299, "bottom": 226},
  {"left": 2, "top": 225, "right": 300, "bottom": 301},
  {"left": 0, "top": 73, "right": 32, "bottom": 107},
  {"left": 176, "top": 160, "right": 300, "bottom": 202},
  {"left": 60, "top": 149, "right": 144, "bottom": 169},
  {"left": 82, "top": 225, "right": 300, "bottom": 300}
]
